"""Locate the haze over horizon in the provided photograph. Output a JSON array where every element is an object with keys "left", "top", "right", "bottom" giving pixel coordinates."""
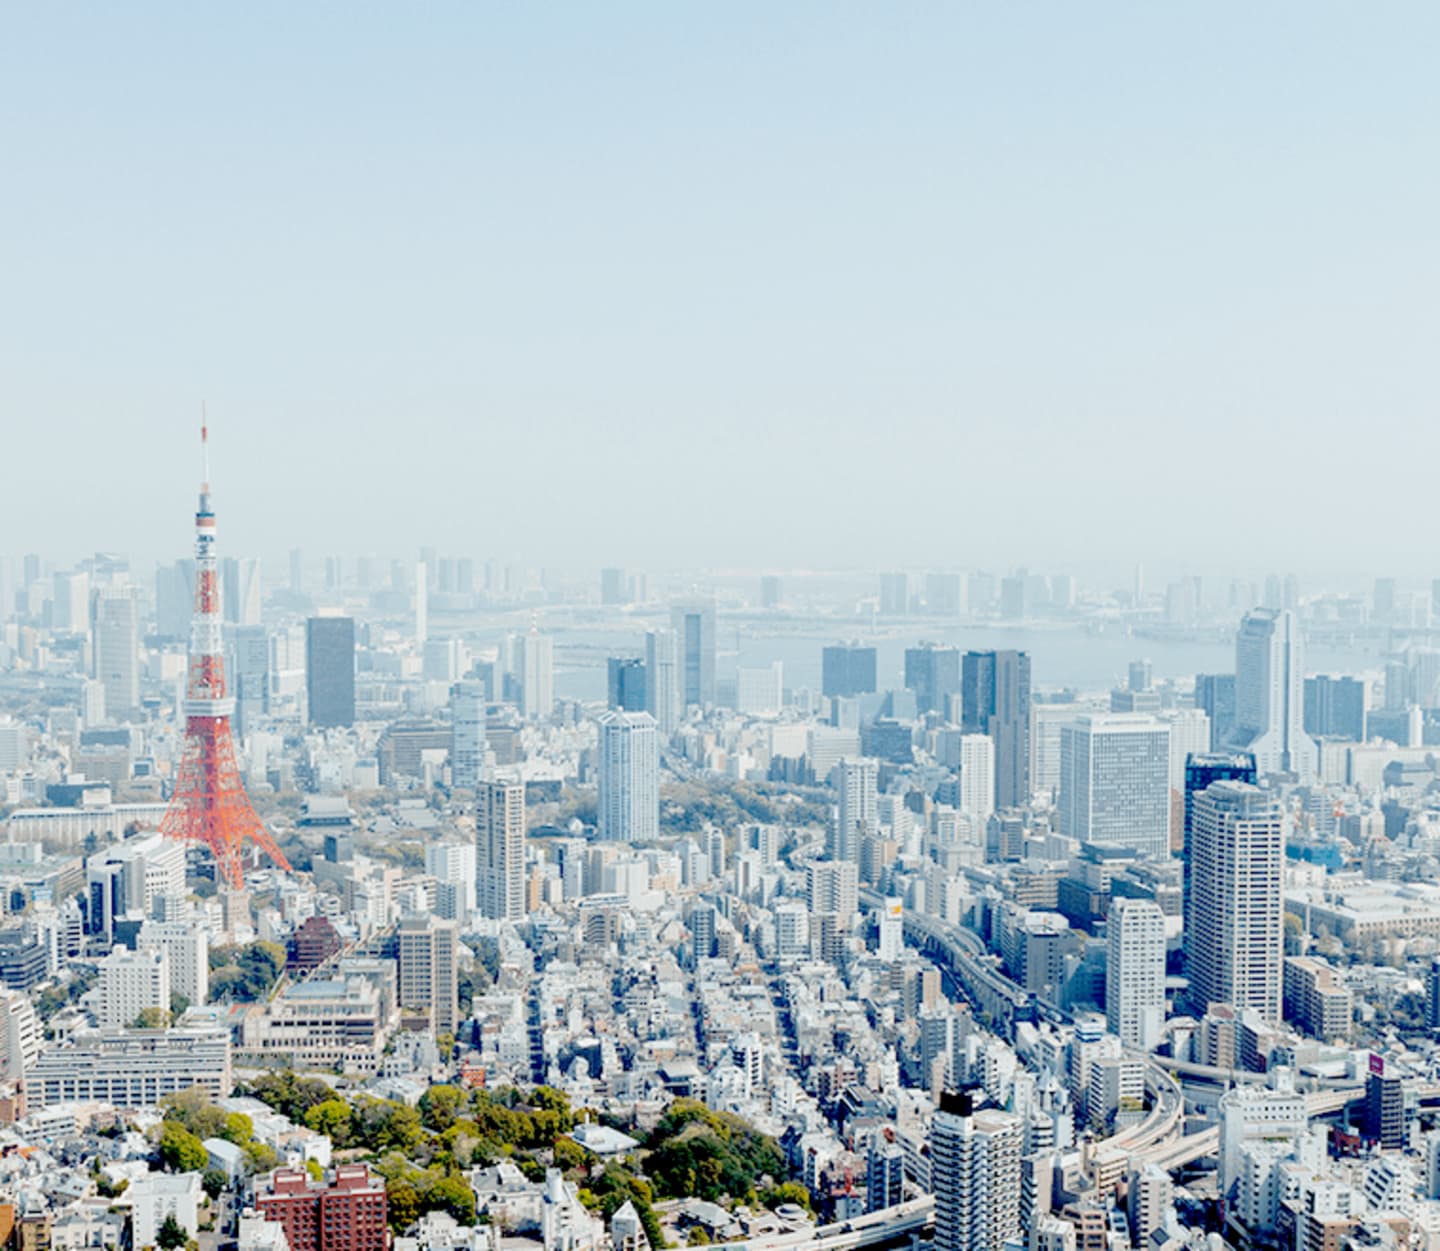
[{"left": 5, "top": 4, "right": 1438, "bottom": 575}]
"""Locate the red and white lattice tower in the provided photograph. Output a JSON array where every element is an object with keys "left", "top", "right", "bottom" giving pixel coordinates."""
[{"left": 159, "top": 422, "right": 291, "bottom": 887}]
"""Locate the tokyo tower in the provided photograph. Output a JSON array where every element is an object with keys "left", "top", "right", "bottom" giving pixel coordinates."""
[{"left": 159, "top": 422, "right": 291, "bottom": 887}]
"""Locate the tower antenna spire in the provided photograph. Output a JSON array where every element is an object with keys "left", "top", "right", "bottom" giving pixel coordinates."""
[{"left": 161, "top": 404, "right": 291, "bottom": 888}]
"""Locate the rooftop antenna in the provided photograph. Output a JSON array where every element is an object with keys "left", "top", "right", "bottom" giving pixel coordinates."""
[{"left": 201, "top": 402, "right": 211, "bottom": 489}]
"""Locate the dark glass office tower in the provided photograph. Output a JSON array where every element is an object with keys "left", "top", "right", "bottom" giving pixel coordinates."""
[
  {"left": 306, "top": 616, "right": 356, "bottom": 727},
  {"left": 822, "top": 644, "right": 878, "bottom": 698},
  {"left": 670, "top": 600, "right": 716, "bottom": 708},
  {"left": 905, "top": 642, "right": 961, "bottom": 717},
  {"left": 606, "top": 657, "right": 648, "bottom": 711},
  {"left": 1181, "top": 750, "right": 1258, "bottom": 940},
  {"left": 961, "top": 650, "right": 1032, "bottom": 807},
  {"left": 1303, "top": 675, "right": 1366, "bottom": 742},
  {"left": 1194, "top": 672, "right": 1237, "bottom": 751}
]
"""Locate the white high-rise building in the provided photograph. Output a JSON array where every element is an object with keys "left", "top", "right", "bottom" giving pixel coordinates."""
[
  {"left": 94, "top": 587, "right": 141, "bottom": 720},
  {"left": 931, "top": 1092, "right": 1023, "bottom": 1251},
  {"left": 397, "top": 914, "right": 459, "bottom": 1033},
  {"left": 807, "top": 858, "right": 859, "bottom": 921},
  {"left": 80, "top": 679, "right": 107, "bottom": 729},
  {"left": 1228, "top": 608, "right": 1318, "bottom": 781},
  {"left": 645, "top": 629, "right": 681, "bottom": 735},
  {"left": 1106, "top": 898, "right": 1166, "bottom": 1050},
  {"left": 1059, "top": 714, "right": 1171, "bottom": 859},
  {"left": 737, "top": 662, "right": 784, "bottom": 717},
  {"left": 97, "top": 946, "right": 170, "bottom": 1029},
  {"left": 450, "top": 680, "right": 487, "bottom": 789},
  {"left": 958, "top": 734, "right": 996, "bottom": 823},
  {"left": 476, "top": 780, "right": 525, "bottom": 921},
  {"left": 222, "top": 557, "right": 262, "bottom": 626},
  {"left": 1189, "top": 780, "right": 1284, "bottom": 1021},
  {"left": 520, "top": 629, "right": 554, "bottom": 720},
  {"left": 138, "top": 920, "right": 209, "bottom": 1008},
  {"left": 877, "top": 897, "right": 904, "bottom": 962},
  {"left": 1030, "top": 704, "right": 1084, "bottom": 802},
  {"left": 52, "top": 570, "right": 90, "bottom": 632},
  {"left": 831, "top": 756, "right": 878, "bottom": 862},
  {"left": 597, "top": 711, "right": 659, "bottom": 843},
  {"left": 0, "top": 991, "right": 39, "bottom": 1081},
  {"left": 427, "top": 841, "right": 478, "bottom": 919}
]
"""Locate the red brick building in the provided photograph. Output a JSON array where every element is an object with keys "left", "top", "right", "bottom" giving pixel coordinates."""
[
  {"left": 288, "top": 915, "right": 343, "bottom": 973},
  {"left": 255, "top": 1165, "right": 388, "bottom": 1251}
]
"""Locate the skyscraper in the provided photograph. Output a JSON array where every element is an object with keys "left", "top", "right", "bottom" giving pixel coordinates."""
[
  {"left": 905, "top": 642, "right": 961, "bottom": 717},
  {"left": 1181, "top": 751, "right": 1258, "bottom": 939},
  {"left": 1227, "top": 608, "right": 1317, "bottom": 780},
  {"left": 231, "top": 625, "right": 269, "bottom": 738},
  {"left": 822, "top": 643, "right": 878, "bottom": 699},
  {"left": 1195, "top": 673, "right": 1237, "bottom": 750},
  {"left": 450, "top": 681, "right": 487, "bottom": 790},
  {"left": 930, "top": 1091, "right": 1023, "bottom": 1251},
  {"left": 155, "top": 560, "right": 196, "bottom": 639},
  {"left": 396, "top": 915, "right": 459, "bottom": 1033},
  {"left": 1106, "top": 898, "right": 1166, "bottom": 1050},
  {"left": 519, "top": 628, "right": 554, "bottom": 720},
  {"left": 879, "top": 573, "right": 909, "bottom": 615},
  {"left": 94, "top": 587, "right": 141, "bottom": 720},
  {"left": 1059, "top": 715, "right": 1171, "bottom": 859},
  {"left": 597, "top": 711, "right": 660, "bottom": 842},
  {"left": 645, "top": 629, "right": 681, "bottom": 734},
  {"left": 962, "top": 650, "right": 1032, "bottom": 807},
  {"left": 1189, "top": 781, "right": 1284, "bottom": 1021},
  {"left": 600, "top": 567, "right": 626, "bottom": 605},
  {"left": 606, "top": 657, "right": 647, "bottom": 712},
  {"left": 222, "top": 556, "right": 262, "bottom": 626},
  {"left": 476, "top": 779, "right": 525, "bottom": 921},
  {"left": 414, "top": 560, "right": 429, "bottom": 646},
  {"left": 831, "top": 756, "right": 878, "bottom": 862},
  {"left": 306, "top": 616, "right": 356, "bottom": 728},
  {"left": 670, "top": 601, "right": 716, "bottom": 708},
  {"left": 957, "top": 734, "right": 995, "bottom": 823},
  {"left": 1303, "top": 675, "right": 1366, "bottom": 742}
]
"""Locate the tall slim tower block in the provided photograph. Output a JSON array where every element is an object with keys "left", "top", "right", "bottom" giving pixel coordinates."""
[
  {"left": 476, "top": 779, "right": 525, "bottom": 921},
  {"left": 160, "top": 424, "right": 291, "bottom": 888},
  {"left": 962, "top": 650, "right": 1032, "bottom": 807},
  {"left": 597, "top": 711, "right": 660, "bottom": 842},
  {"left": 1227, "top": 608, "right": 1317, "bottom": 780},
  {"left": 1188, "top": 780, "right": 1284, "bottom": 1021},
  {"left": 931, "top": 1091, "right": 1023, "bottom": 1251},
  {"left": 670, "top": 601, "right": 716, "bottom": 708},
  {"left": 306, "top": 617, "right": 356, "bottom": 727},
  {"left": 1106, "top": 897, "right": 1166, "bottom": 1050}
]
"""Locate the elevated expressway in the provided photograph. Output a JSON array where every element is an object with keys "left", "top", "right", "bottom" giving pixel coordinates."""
[{"left": 863, "top": 890, "right": 1193, "bottom": 1170}]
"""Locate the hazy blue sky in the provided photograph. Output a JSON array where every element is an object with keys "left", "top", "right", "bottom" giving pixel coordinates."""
[{"left": 4, "top": 4, "right": 1438, "bottom": 577}]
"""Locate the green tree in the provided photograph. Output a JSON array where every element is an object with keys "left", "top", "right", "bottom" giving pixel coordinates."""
[
  {"left": 304, "top": 1099, "right": 353, "bottom": 1144},
  {"left": 157, "top": 1215, "right": 189, "bottom": 1251},
  {"left": 133, "top": 1006, "right": 171, "bottom": 1030},
  {"left": 202, "top": 1170, "right": 228, "bottom": 1200},
  {"left": 245, "top": 1142, "right": 279, "bottom": 1175},
  {"left": 159, "top": 1121, "right": 209, "bottom": 1173},
  {"left": 425, "top": 1174, "right": 477, "bottom": 1225},
  {"left": 420, "top": 1085, "right": 467, "bottom": 1133},
  {"left": 387, "top": 1181, "right": 422, "bottom": 1233},
  {"left": 222, "top": 1112, "right": 254, "bottom": 1146},
  {"left": 553, "top": 1136, "right": 590, "bottom": 1173},
  {"left": 761, "top": 1183, "right": 812, "bottom": 1214}
]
